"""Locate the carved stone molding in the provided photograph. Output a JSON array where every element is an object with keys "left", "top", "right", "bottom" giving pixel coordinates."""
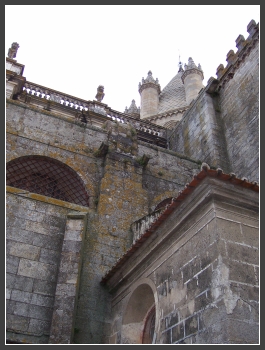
[
  {"left": 181, "top": 68, "right": 204, "bottom": 83},
  {"left": 138, "top": 82, "right": 161, "bottom": 94}
]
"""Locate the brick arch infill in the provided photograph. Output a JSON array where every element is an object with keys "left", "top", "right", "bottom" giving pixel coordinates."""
[{"left": 6, "top": 154, "right": 96, "bottom": 205}]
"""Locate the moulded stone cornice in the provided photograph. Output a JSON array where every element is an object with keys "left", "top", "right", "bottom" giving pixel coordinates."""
[
  {"left": 138, "top": 82, "right": 161, "bottom": 94},
  {"left": 181, "top": 68, "right": 204, "bottom": 83},
  {"left": 143, "top": 107, "right": 189, "bottom": 122}
]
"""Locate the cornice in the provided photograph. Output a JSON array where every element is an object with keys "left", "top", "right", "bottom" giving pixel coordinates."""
[
  {"left": 138, "top": 82, "right": 161, "bottom": 95},
  {"left": 181, "top": 68, "right": 204, "bottom": 83}
]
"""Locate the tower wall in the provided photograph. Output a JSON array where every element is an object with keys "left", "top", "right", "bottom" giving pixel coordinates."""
[
  {"left": 183, "top": 72, "right": 204, "bottom": 105},
  {"left": 169, "top": 20, "right": 259, "bottom": 183},
  {"left": 217, "top": 25, "right": 259, "bottom": 182},
  {"left": 140, "top": 86, "right": 159, "bottom": 119}
]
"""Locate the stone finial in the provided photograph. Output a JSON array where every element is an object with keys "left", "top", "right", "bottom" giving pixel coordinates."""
[
  {"left": 183, "top": 57, "right": 203, "bottom": 72},
  {"left": 95, "top": 85, "right": 105, "bottom": 102},
  {"left": 247, "top": 19, "right": 257, "bottom": 36},
  {"left": 7, "top": 42, "right": 19, "bottom": 59},
  {"left": 235, "top": 34, "right": 246, "bottom": 51},
  {"left": 187, "top": 57, "right": 196, "bottom": 68},
  {"left": 146, "top": 71, "right": 155, "bottom": 83}
]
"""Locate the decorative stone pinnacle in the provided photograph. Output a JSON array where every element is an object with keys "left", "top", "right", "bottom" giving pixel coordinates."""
[
  {"left": 125, "top": 99, "right": 140, "bottom": 116},
  {"left": 138, "top": 71, "right": 161, "bottom": 94},
  {"left": 95, "top": 85, "right": 105, "bottom": 102},
  {"left": 7, "top": 42, "right": 19, "bottom": 59},
  {"left": 181, "top": 57, "right": 204, "bottom": 83},
  {"left": 188, "top": 57, "right": 196, "bottom": 68},
  {"left": 146, "top": 71, "right": 155, "bottom": 83},
  {"left": 184, "top": 57, "right": 202, "bottom": 71}
]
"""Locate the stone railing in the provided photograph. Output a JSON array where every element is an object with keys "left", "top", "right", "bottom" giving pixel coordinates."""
[
  {"left": 22, "top": 81, "right": 167, "bottom": 142},
  {"left": 131, "top": 208, "right": 164, "bottom": 244}
]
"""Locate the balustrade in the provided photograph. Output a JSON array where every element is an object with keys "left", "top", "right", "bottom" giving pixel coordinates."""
[{"left": 22, "top": 81, "right": 166, "bottom": 140}]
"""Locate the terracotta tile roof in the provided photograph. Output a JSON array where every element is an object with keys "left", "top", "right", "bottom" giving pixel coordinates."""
[
  {"left": 101, "top": 165, "right": 259, "bottom": 284},
  {"left": 157, "top": 72, "right": 187, "bottom": 114}
]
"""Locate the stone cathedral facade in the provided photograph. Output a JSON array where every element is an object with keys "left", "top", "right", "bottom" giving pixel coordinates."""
[{"left": 6, "top": 19, "right": 259, "bottom": 344}]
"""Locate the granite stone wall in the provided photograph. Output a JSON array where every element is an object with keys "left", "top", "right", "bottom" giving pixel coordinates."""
[
  {"left": 6, "top": 100, "right": 200, "bottom": 344},
  {"left": 168, "top": 91, "right": 231, "bottom": 172},
  {"left": 218, "top": 39, "right": 259, "bottom": 182},
  {"left": 6, "top": 192, "right": 71, "bottom": 343}
]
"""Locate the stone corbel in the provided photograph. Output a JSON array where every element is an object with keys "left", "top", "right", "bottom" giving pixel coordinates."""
[{"left": 94, "top": 142, "right": 109, "bottom": 158}]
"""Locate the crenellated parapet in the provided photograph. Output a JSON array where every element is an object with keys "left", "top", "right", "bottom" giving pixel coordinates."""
[{"left": 214, "top": 19, "right": 259, "bottom": 91}]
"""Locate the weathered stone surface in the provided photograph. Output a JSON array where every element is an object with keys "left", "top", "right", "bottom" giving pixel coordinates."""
[
  {"left": 6, "top": 22, "right": 259, "bottom": 344},
  {"left": 17, "top": 259, "right": 58, "bottom": 282},
  {"left": 8, "top": 241, "right": 41, "bottom": 261},
  {"left": 107, "top": 178, "right": 258, "bottom": 344}
]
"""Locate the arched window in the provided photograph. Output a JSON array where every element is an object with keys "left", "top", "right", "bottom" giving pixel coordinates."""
[{"left": 6, "top": 156, "right": 89, "bottom": 207}]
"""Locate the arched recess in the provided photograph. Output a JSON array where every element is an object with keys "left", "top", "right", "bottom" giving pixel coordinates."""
[
  {"left": 122, "top": 280, "right": 158, "bottom": 344},
  {"left": 6, "top": 155, "right": 89, "bottom": 206}
]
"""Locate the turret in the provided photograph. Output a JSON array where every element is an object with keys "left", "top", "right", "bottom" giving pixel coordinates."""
[
  {"left": 181, "top": 57, "right": 204, "bottom": 105},
  {"left": 138, "top": 71, "right": 161, "bottom": 119}
]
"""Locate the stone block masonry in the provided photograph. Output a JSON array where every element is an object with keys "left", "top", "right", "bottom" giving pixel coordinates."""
[
  {"left": 106, "top": 176, "right": 259, "bottom": 344},
  {"left": 6, "top": 22, "right": 258, "bottom": 342},
  {"left": 6, "top": 192, "right": 71, "bottom": 343},
  {"left": 49, "top": 212, "right": 87, "bottom": 344},
  {"left": 6, "top": 99, "right": 200, "bottom": 344}
]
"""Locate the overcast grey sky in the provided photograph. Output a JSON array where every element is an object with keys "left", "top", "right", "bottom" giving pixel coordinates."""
[{"left": 5, "top": 5, "right": 260, "bottom": 113}]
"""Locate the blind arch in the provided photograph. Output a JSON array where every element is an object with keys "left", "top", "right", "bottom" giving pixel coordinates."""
[{"left": 6, "top": 155, "right": 89, "bottom": 207}]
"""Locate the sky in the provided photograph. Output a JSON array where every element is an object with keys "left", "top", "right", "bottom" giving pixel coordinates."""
[{"left": 5, "top": 5, "right": 260, "bottom": 113}]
